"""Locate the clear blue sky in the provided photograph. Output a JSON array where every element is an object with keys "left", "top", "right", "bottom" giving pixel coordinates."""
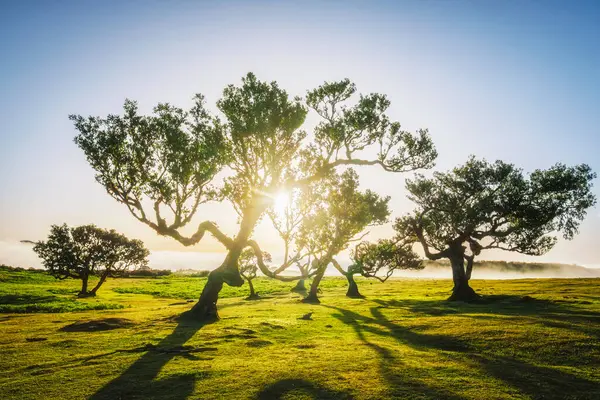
[{"left": 1, "top": 0, "right": 599, "bottom": 268}]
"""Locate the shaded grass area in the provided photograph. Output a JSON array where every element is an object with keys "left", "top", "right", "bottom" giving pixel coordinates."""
[{"left": 0, "top": 272, "right": 598, "bottom": 399}]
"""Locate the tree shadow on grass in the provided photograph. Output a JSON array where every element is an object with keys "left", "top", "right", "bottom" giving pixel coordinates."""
[
  {"left": 328, "top": 305, "right": 600, "bottom": 400},
  {"left": 89, "top": 312, "right": 214, "bottom": 400},
  {"left": 328, "top": 306, "right": 468, "bottom": 400},
  {"left": 373, "top": 295, "right": 600, "bottom": 338},
  {"left": 255, "top": 378, "right": 355, "bottom": 400},
  {"left": 60, "top": 318, "right": 135, "bottom": 332}
]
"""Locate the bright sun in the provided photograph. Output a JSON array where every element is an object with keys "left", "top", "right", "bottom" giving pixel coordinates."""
[{"left": 273, "top": 192, "right": 291, "bottom": 218}]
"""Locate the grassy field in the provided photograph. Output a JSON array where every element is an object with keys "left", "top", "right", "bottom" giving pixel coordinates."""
[{"left": 0, "top": 268, "right": 598, "bottom": 400}]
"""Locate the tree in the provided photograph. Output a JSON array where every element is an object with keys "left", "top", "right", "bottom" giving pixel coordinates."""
[
  {"left": 293, "top": 169, "right": 390, "bottom": 302},
  {"left": 239, "top": 248, "right": 272, "bottom": 300},
  {"left": 394, "top": 157, "right": 596, "bottom": 301},
  {"left": 338, "top": 238, "right": 422, "bottom": 298},
  {"left": 265, "top": 187, "right": 313, "bottom": 294},
  {"left": 72, "top": 73, "right": 436, "bottom": 320},
  {"left": 29, "top": 224, "right": 149, "bottom": 297}
]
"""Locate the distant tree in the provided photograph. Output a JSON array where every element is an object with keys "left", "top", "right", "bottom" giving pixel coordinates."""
[
  {"left": 394, "top": 157, "right": 596, "bottom": 301},
  {"left": 262, "top": 168, "right": 421, "bottom": 300},
  {"left": 72, "top": 73, "right": 436, "bottom": 319},
  {"left": 288, "top": 257, "right": 314, "bottom": 293},
  {"left": 339, "top": 238, "right": 422, "bottom": 298},
  {"left": 292, "top": 169, "right": 390, "bottom": 302},
  {"left": 28, "top": 224, "right": 149, "bottom": 297},
  {"left": 239, "top": 248, "right": 272, "bottom": 300},
  {"left": 265, "top": 187, "right": 314, "bottom": 293}
]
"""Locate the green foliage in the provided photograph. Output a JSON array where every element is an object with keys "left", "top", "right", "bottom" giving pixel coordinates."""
[
  {"left": 72, "top": 73, "right": 437, "bottom": 286},
  {"left": 298, "top": 169, "right": 390, "bottom": 262},
  {"left": 238, "top": 248, "right": 272, "bottom": 282},
  {"left": 30, "top": 224, "right": 149, "bottom": 295},
  {"left": 124, "top": 268, "right": 172, "bottom": 278},
  {"left": 0, "top": 298, "right": 124, "bottom": 313},
  {"left": 71, "top": 96, "right": 228, "bottom": 238},
  {"left": 395, "top": 157, "right": 596, "bottom": 259},
  {"left": 350, "top": 238, "right": 422, "bottom": 281},
  {"left": 305, "top": 79, "right": 437, "bottom": 172}
]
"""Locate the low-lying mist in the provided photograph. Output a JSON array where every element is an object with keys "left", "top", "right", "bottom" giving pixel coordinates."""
[
  {"left": 390, "top": 260, "right": 600, "bottom": 280},
  {"left": 2, "top": 241, "right": 599, "bottom": 279}
]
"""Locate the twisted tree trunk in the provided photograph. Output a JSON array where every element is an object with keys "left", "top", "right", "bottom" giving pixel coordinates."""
[
  {"left": 447, "top": 255, "right": 479, "bottom": 302},
  {"left": 89, "top": 270, "right": 109, "bottom": 296},
  {"left": 291, "top": 279, "right": 306, "bottom": 293},
  {"left": 465, "top": 256, "right": 474, "bottom": 281},
  {"left": 190, "top": 249, "right": 244, "bottom": 320},
  {"left": 246, "top": 278, "right": 260, "bottom": 300},
  {"left": 302, "top": 268, "right": 325, "bottom": 304},
  {"left": 345, "top": 273, "right": 363, "bottom": 298},
  {"left": 78, "top": 272, "right": 90, "bottom": 297},
  {"left": 190, "top": 202, "right": 265, "bottom": 320}
]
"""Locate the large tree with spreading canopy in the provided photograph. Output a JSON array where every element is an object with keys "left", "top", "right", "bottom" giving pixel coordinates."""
[
  {"left": 394, "top": 157, "right": 596, "bottom": 301},
  {"left": 72, "top": 73, "right": 437, "bottom": 320}
]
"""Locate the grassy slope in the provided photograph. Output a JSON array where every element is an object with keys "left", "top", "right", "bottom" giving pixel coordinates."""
[{"left": 0, "top": 272, "right": 599, "bottom": 400}]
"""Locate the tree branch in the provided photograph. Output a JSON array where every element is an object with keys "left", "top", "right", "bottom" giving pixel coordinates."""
[
  {"left": 413, "top": 224, "right": 446, "bottom": 260},
  {"left": 246, "top": 240, "right": 309, "bottom": 282},
  {"left": 331, "top": 258, "right": 348, "bottom": 276}
]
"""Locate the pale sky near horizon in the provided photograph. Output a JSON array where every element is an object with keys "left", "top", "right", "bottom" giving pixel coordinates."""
[{"left": 1, "top": 0, "right": 599, "bottom": 270}]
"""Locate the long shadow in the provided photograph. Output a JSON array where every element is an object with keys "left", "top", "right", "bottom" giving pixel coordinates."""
[
  {"left": 473, "top": 353, "right": 599, "bottom": 400},
  {"left": 328, "top": 306, "right": 466, "bottom": 399},
  {"left": 255, "top": 378, "right": 355, "bottom": 400},
  {"left": 89, "top": 312, "right": 214, "bottom": 400},
  {"left": 373, "top": 295, "right": 600, "bottom": 338},
  {"left": 328, "top": 305, "right": 600, "bottom": 400}
]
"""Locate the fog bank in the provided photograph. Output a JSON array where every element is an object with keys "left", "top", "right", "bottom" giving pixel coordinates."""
[{"left": 2, "top": 241, "right": 598, "bottom": 279}]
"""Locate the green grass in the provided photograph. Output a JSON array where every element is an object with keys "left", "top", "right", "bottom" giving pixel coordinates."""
[
  {"left": 112, "top": 274, "right": 348, "bottom": 300},
  {"left": 0, "top": 267, "right": 125, "bottom": 313},
  {"left": 0, "top": 269, "right": 598, "bottom": 399}
]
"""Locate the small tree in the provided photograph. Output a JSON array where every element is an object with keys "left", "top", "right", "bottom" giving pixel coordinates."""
[
  {"left": 293, "top": 169, "right": 390, "bottom": 302},
  {"left": 265, "top": 186, "right": 316, "bottom": 293},
  {"left": 239, "top": 248, "right": 272, "bottom": 300},
  {"left": 339, "top": 238, "right": 422, "bottom": 297},
  {"left": 394, "top": 157, "right": 596, "bottom": 301},
  {"left": 29, "top": 224, "right": 149, "bottom": 297}
]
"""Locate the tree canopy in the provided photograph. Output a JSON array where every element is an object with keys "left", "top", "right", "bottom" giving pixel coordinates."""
[
  {"left": 30, "top": 224, "right": 149, "bottom": 296},
  {"left": 349, "top": 238, "right": 422, "bottom": 282},
  {"left": 263, "top": 169, "right": 392, "bottom": 302},
  {"left": 72, "top": 72, "right": 437, "bottom": 319},
  {"left": 394, "top": 157, "right": 596, "bottom": 300}
]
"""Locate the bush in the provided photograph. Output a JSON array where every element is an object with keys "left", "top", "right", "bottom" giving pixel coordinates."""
[
  {"left": 172, "top": 269, "right": 210, "bottom": 278},
  {"left": 124, "top": 268, "right": 172, "bottom": 278}
]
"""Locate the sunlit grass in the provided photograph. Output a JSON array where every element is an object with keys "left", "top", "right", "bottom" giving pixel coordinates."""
[{"left": 0, "top": 269, "right": 598, "bottom": 399}]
